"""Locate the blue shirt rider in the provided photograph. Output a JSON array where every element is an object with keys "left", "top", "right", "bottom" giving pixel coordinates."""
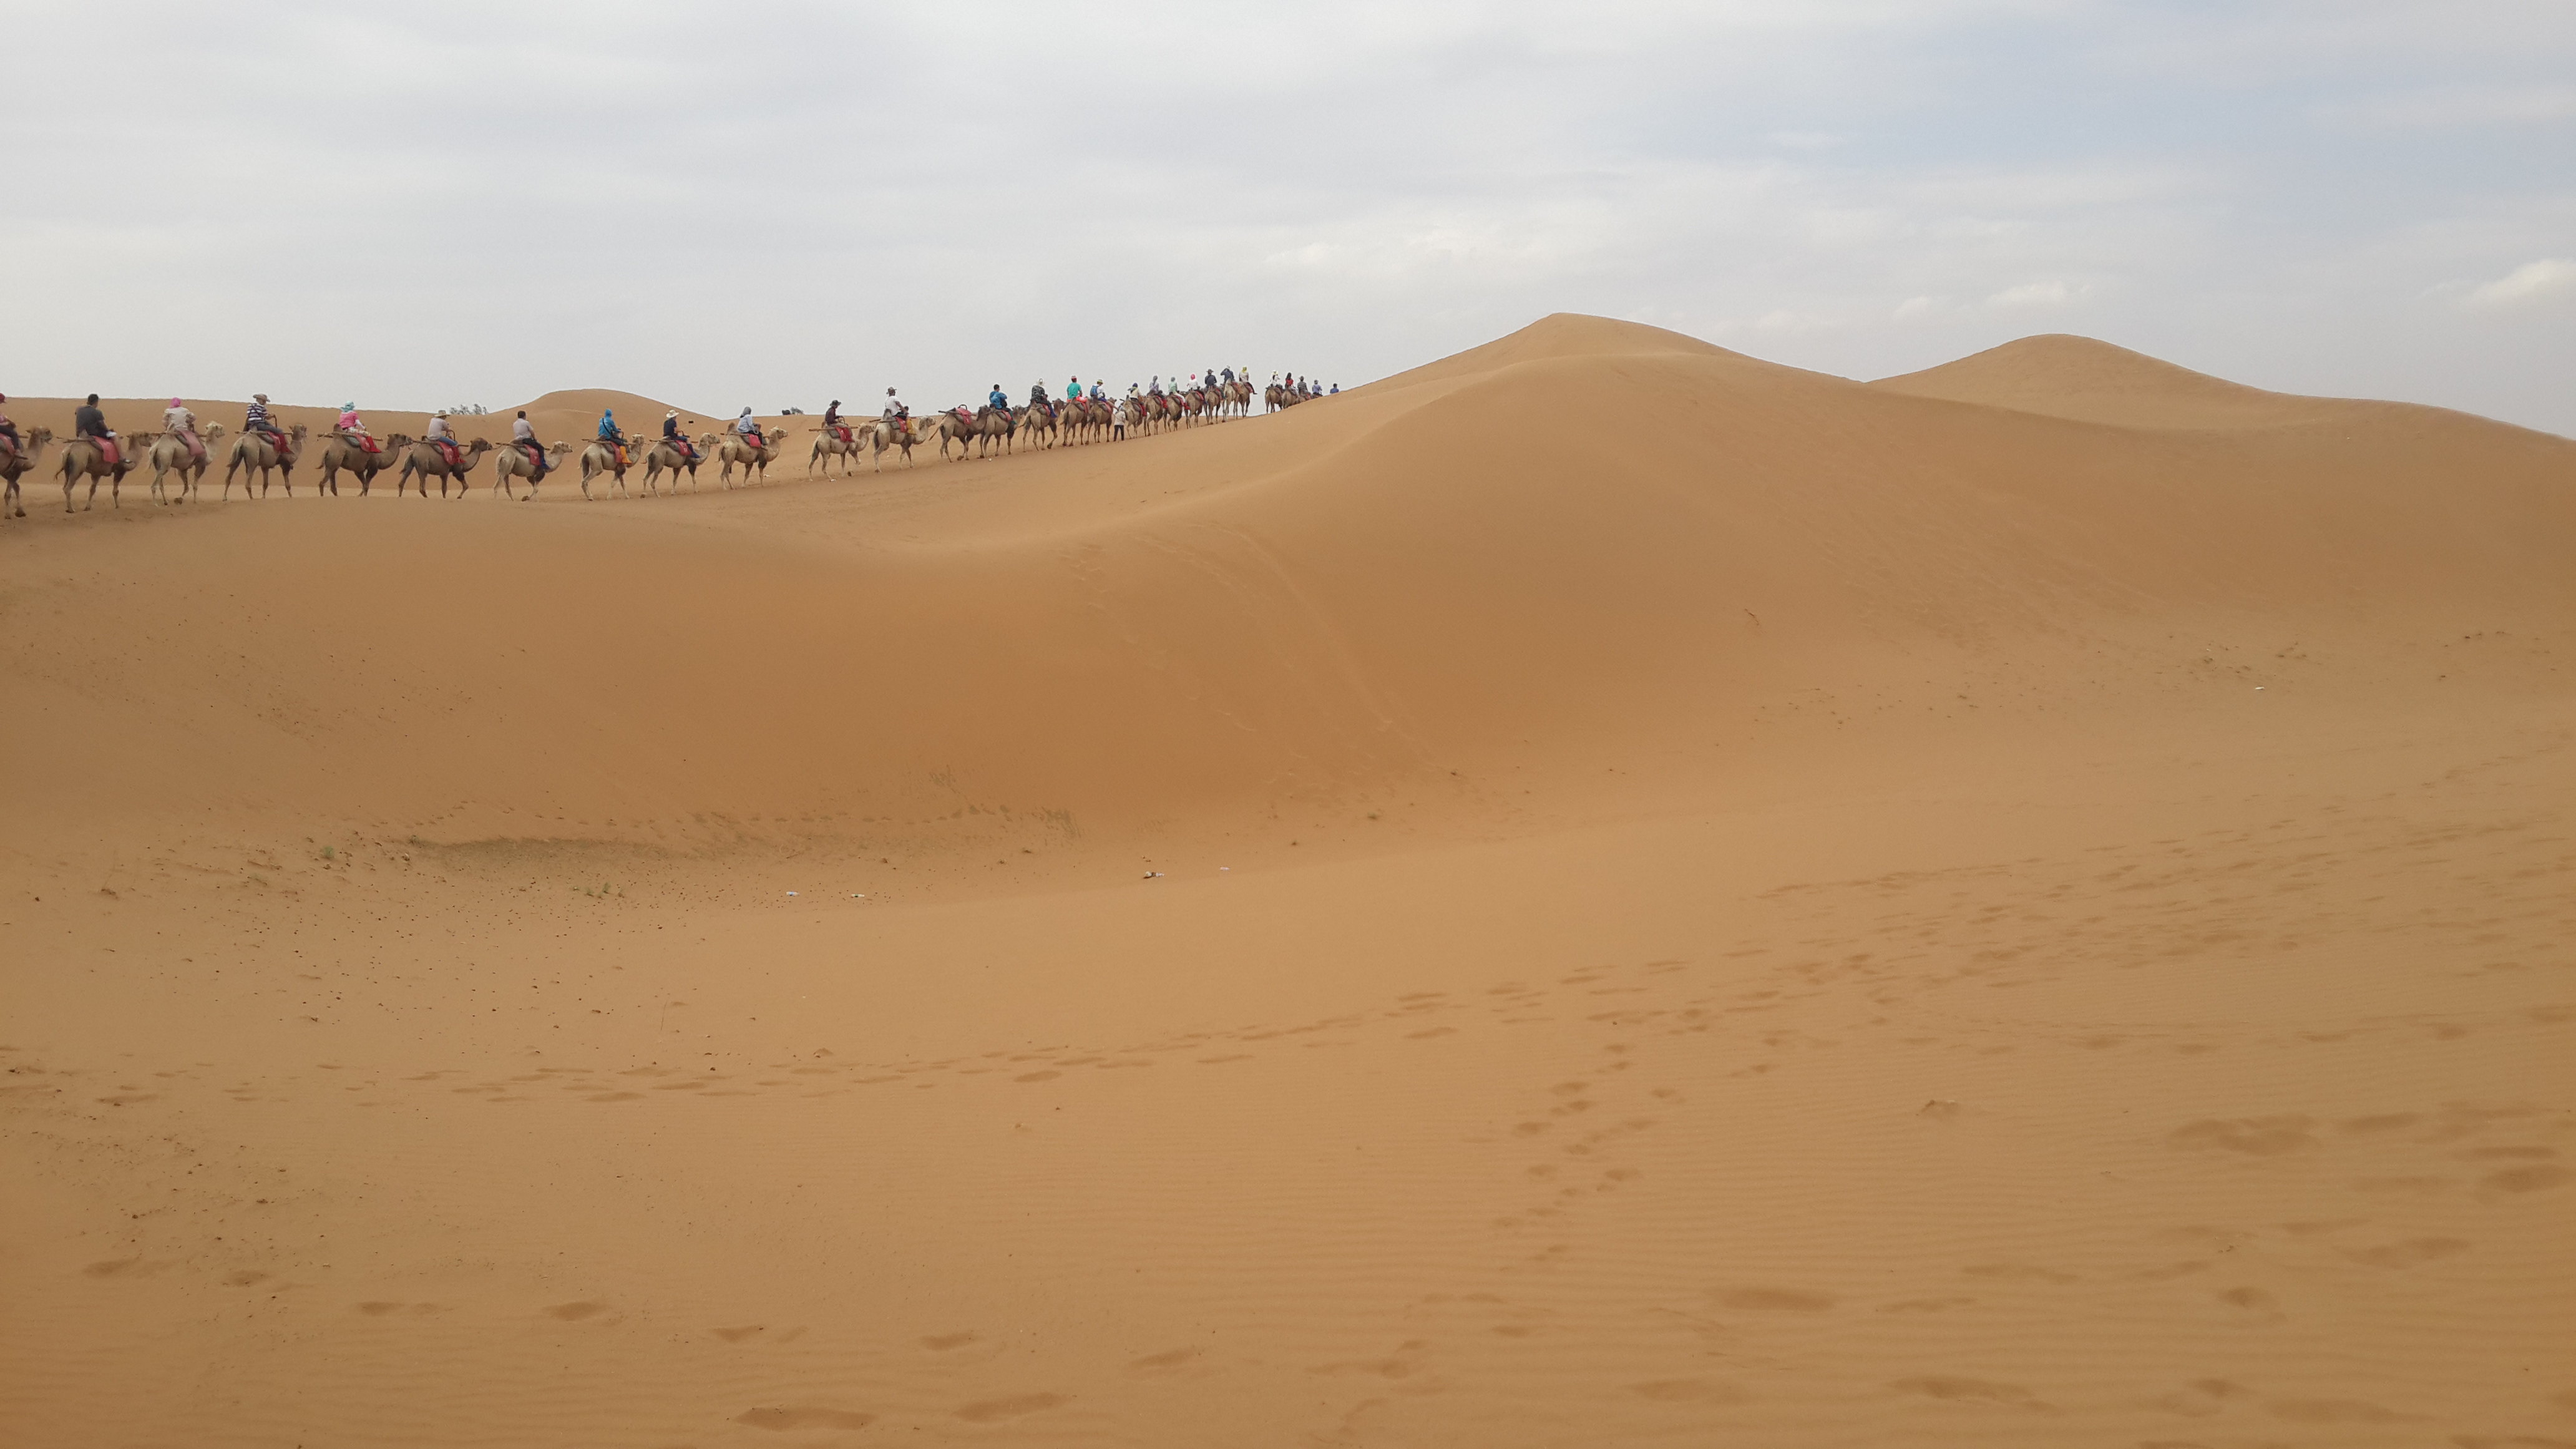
[
  {"left": 987, "top": 384, "right": 1010, "bottom": 414},
  {"left": 598, "top": 409, "right": 622, "bottom": 443}
]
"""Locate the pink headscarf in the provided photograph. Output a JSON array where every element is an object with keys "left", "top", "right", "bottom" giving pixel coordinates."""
[{"left": 170, "top": 396, "right": 184, "bottom": 407}]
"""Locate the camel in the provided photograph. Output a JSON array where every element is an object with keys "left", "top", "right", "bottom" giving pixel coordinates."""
[
  {"left": 223, "top": 424, "right": 308, "bottom": 499},
  {"left": 319, "top": 431, "right": 409, "bottom": 497},
  {"left": 491, "top": 439, "right": 574, "bottom": 500},
  {"left": 57, "top": 433, "right": 137, "bottom": 512},
  {"left": 1222, "top": 379, "right": 1252, "bottom": 417},
  {"left": 714, "top": 428, "right": 788, "bottom": 487},
  {"left": 1, "top": 426, "right": 52, "bottom": 519},
  {"left": 1017, "top": 401, "right": 1059, "bottom": 451},
  {"left": 576, "top": 437, "right": 640, "bottom": 500},
  {"left": 394, "top": 437, "right": 490, "bottom": 497},
  {"left": 867, "top": 417, "right": 921, "bottom": 471},
  {"left": 144, "top": 423, "right": 226, "bottom": 504},
  {"left": 641, "top": 436, "right": 705, "bottom": 494},
  {"left": 807, "top": 422, "right": 866, "bottom": 474},
  {"left": 932, "top": 407, "right": 1012, "bottom": 461}
]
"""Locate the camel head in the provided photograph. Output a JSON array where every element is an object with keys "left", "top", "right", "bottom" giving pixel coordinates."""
[
  {"left": 549, "top": 441, "right": 574, "bottom": 457},
  {"left": 27, "top": 426, "right": 53, "bottom": 445},
  {"left": 465, "top": 438, "right": 492, "bottom": 456}
]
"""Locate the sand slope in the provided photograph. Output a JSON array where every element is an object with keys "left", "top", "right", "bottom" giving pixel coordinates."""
[{"left": 2, "top": 316, "right": 2570, "bottom": 1448}]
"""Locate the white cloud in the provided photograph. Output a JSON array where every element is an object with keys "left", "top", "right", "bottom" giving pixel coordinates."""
[{"left": 2467, "top": 258, "right": 2576, "bottom": 309}]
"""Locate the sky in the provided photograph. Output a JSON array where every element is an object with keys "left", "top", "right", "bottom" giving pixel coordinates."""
[{"left": 7, "top": 1, "right": 2572, "bottom": 432}]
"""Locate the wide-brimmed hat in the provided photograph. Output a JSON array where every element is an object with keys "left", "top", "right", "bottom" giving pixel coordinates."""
[{"left": 253, "top": 393, "right": 268, "bottom": 401}]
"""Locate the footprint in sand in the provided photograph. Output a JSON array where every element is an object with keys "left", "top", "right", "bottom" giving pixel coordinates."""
[
  {"left": 1713, "top": 1288, "right": 1835, "bottom": 1312},
  {"left": 955, "top": 1393, "right": 1070, "bottom": 1422},
  {"left": 1127, "top": 1347, "right": 1201, "bottom": 1374},
  {"left": 737, "top": 1407, "right": 875, "bottom": 1431},
  {"left": 1891, "top": 1376, "right": 2055, "bottom": 1412},
  {"left": 1632, "top": 1379, "right": 1745, "bottom": 1403}
]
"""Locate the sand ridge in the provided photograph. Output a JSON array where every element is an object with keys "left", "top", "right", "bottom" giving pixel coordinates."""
[{"left": 1, "top": 315, "right": 2570, "bottom": 1447}]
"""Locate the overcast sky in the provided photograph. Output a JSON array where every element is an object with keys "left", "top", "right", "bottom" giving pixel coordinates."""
[{"left": 8, "top": 1, "right": 2571, "bottom": 431}]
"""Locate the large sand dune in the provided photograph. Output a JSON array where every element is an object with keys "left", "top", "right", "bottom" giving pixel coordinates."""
[{"left": 2, "top": 316, "right": 2570, "bottom": 1447}]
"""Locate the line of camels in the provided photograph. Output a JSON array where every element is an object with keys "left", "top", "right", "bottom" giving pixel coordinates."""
[{"left": 0, "top": 378, "right": 1330, "bottom": 517}]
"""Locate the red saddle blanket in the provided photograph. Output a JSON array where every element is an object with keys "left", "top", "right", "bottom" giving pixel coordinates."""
[
  {"left": 600, "top": 440, "right": 628, "bottom": 467},
  {"left": 344, "top": 432, "right": 380, "bottom": 454},
  {"left": 431, "top": 440, "right": 463, "bottom": 470},
  {"left": 829, "top": 425, "right": 852, "bottom": 444},
  {"left": 85, "top": 437, "right": 123, "bottom": 467},
  {"left": 517, "top": 440, "right": 547, "bottom": 469}
]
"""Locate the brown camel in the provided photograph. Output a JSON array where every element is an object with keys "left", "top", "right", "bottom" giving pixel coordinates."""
[
  {"left": 931, "top": 408, "right": 1010, "bottom": 461},
  {"left": 2, "top": 426, "right": 54, "bottom": 519},
  {"left": 867, "top": 417, "right": 921, "bottom": 471},
  {"left": 642, "top": 437, "right": 706, "bottom": 494},
  {"left": 145, "top": 423, "right": 227, "bottom": 504},
  {"left": 223, "top": 424, "right": 308, "bottom": 499},
  {"left": 715, "top": 429, "right": 788, "bottom": 487},
  {"left": 1016, "top": 402, "right": 1058, "bottom": 451},
  {"left": 319, "top": 431, "right": 409, "bottom": 496},
  {"left": 395, "top": 437, "right": 491, "bottom": 497},
  {"left": 491, "top": 439, "right": 574, "bottom": 501},
  {"left": 807, "top": 424, "right": 866, "bottom": 475},
  {"left": 58, "top": 434, "right": 137, "bottom": 512}
]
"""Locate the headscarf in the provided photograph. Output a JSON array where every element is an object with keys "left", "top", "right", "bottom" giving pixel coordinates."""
[{"left": 170, "top": 396, "right": 184, "bottom": 407}]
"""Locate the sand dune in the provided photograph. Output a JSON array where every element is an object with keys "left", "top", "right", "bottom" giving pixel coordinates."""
[{"left": 2, "top": 316, "right": 2570, "bottom": 1447}]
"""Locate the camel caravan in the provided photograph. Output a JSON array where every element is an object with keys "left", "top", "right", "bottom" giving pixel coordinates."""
[{"left": 0, "top": 371, "right": 1339, "bottom": 521}]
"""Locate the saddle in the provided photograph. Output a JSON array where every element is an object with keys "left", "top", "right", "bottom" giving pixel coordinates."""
[
  {"left": 517, "top": 439, "right": 547, "bottom": 469},
  {"left": 666, "top": 437, "right": 696, "bottom": 460},
  {"left": 85, "top": 437, "right": 123, "bottom": 467},
  {"left": 602, "top": 439, "right": 628, "bottom": 468},
  {"left": 431, "top": 439, "right": 464, "bottom": 470},
  {"left": 829, "top": 424, "right": 852, "bottom": 444}
]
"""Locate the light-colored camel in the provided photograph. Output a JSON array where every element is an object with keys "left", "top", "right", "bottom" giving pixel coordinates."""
[
  {"left": 1222, "top": 379, "right": 1252, "bottom": 417},
  {"left": 144, "top": 423, "right": 226, "bottom": 504},
  {"left": 57, "top": 434, "right": 137, "bottom": 512},
  {"left": 867, "top": 417, "right": 921, "bottom": 471},
  {"left": 318, "top": 430, "right": 409, "bottom": 496},
  {"left": 491, "top": 439, "right": 574, "bottom": 500},
  {"left": 223, "top": 424, "right": 309, "bottom": 499},
  {"left": 642, "top": 436, "right": 706, "bottom": 494},
  {"left": 715, "top": 429, "right": 788, "bottom": 487},
  {"left": 1016, "top": 402, "right": 1058, "bottom": 451},
  {"left": 576, "top": 437, "right": 641, "bottom": 500},
  {"left": 807, "top": 423, "right": 866, "bottom": 474},
  {"left": 395, "top": 437, "right": 490, "bottom": 497},
  {"left": 1, "top": 426, "right": 52, "bottom": 519}
]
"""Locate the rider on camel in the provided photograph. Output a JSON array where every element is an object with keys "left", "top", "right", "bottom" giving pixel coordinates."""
[
  {"left": 986, "top": 384, "right": 1010, "bottom": 416},
  {"left": 75, "top": 394, "right": 119, "bottom": 463},
  {"left": 425, "top": 410, "right": 464, "bottom": 470},
  {"left": 822, "top": 399, "right": 847, "bottom": 442},
  {"left": 0, "top": 394, "right": 17, "bottom": 460},
  {"left": 512, "top": 410, "right": 548, "bottom": 477},
  {"left": 338, "top": 402, "right": 378, "bottom": 453},
  {"left": 1090, "top": 380, "right": 1106, "bottom": 402},
  {"left": 882, "top": 387, "right": 909, "bottom": 423},
  {"left": 735, "top": 409, "right": 764, "bottom": 449},
  {"left": 245, "top": 394, "right": 288, "bottom": 454},
  {"left": 663, "top": 411, "right": 695, "bottom": 459},
  {"left": 597, "top": 408, "right": 627, "bottom": 466},
  {"left": 163, "top": 398, "right": 203, "bottom": 462},
  {"left": 1065, "top": 376, "right": 1083, "bottom": 402}
]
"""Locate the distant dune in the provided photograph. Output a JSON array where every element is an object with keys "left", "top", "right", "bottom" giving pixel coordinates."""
[{"left": 2, "top": 316, "right": 2569, "bottom": 1449}]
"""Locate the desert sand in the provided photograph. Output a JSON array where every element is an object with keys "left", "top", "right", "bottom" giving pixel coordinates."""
[{"left": 2, "top": 316, "right": 2570, "bottom": 1447}]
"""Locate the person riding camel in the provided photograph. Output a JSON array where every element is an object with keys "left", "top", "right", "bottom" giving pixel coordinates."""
[
  {"left": 336, "top": 402, "right": 379, "bottom": 454},
  {"left": 882, "top": 387, "right": 910, "bottom": 424},
  {"left": 662, "top": 410, "right": 696, "bottom": 460},
  {"left": 597, "top": 408, "right": 627, "bottom": 467},
  {"left": 1221, "top": 366, "right": 1236, "bottom": 386},
  {"left": 735, "top": 409, "right": 764, "bottom": 450},
  {"left": 245, "top": 394, "right": 288, "bottom": 456},
  {"left": 1090, "top": 380, "right": 1106, "bottom": 402},
  {"left": 512, "top": 410, "right": 547, "bottom": 477},
  {"left": 163, "top": 397, "right": 203, "bottom": 463},
  {"left": 74, "top": 393, "right": 119, "bottom": 459},
  {"left": 985, "top": 384, "right": 1009, "bottom": 417},
  {"left": 0, "top": 394, "right": 17, "bottom": 460},
  {"left": 425, "top": 410, "right": 465, "bottom": 471},
  {"left": 822, "top": 399, "right": 849, "bottom": 443},
  {"left": 1065, "top": 376, "right": 1083, "bottom": 403}
]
